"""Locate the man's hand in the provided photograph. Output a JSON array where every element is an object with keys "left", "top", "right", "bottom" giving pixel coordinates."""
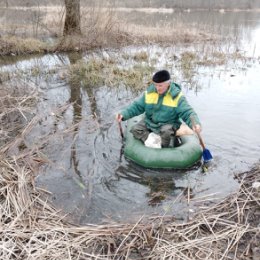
[
  {"left": 116, "top": 113, "right": 123, "bottom": 122},
  {"left": 192, "top": 124, "right": 202, "bottom": 133}
]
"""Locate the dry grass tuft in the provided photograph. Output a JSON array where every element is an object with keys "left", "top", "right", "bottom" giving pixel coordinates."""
[
  {"left": 0, "top": 36, "right": 48, "bottom": 55},
  {"left": 0, "top": 83, "right": 38, "bottom": 146},
  {"left": 68, "top": 58, "right": 154, "bottom": 90},
  {"left": 150, "top": 168, "right": 260, "bottom": 259},
  {"left": 125, "top": 24, "right": 215, "bottom": 45},
  {"left": 133, "top": 51, "right": 149, "bottom": 61}
]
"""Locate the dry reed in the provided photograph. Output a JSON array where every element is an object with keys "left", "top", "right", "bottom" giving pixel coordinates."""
[
  {"left": 68, "top": 58, "right": 154, "bottom": 90},
  {"left": 0, "top": 82, "right": 38, "bottom": 147},
  {"left": 0, "top": 152, "right": 259, "bottom": 259}
]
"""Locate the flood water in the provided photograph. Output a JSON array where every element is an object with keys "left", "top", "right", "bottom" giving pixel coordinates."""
[{"left": 1, "top": 10, "right": 260, "bottom": 224}]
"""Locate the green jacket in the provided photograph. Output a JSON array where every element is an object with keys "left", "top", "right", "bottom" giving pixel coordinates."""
[{"left": 121, "top": 82, "right": 201, "bottom": 133}]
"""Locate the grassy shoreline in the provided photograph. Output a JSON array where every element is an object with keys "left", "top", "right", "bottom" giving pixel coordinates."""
[
  {"left": 0, "top": 5, "right": 219, "bottom": 56},
  {"left": 0, "top": 31, "right": 216, "bottom": 57}
]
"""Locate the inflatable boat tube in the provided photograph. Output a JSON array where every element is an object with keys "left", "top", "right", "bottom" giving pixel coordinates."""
[{"left": 124, "top": 115, "right": 202, "bottom": 169}]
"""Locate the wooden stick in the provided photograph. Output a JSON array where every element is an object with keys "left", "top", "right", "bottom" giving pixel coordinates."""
[
  {"left": 118, "top": 121, "right": 124, "bottom": 139},
  {"left": 190, "top": 116, "right": 206, "bottom": 150},
  {"left": 196, "top": 130, "right": 206, "bottom": 150}
]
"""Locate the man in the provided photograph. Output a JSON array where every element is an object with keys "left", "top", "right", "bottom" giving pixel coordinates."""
[{"left": 116, "top": 70, "right": 202, "bottom": 148}]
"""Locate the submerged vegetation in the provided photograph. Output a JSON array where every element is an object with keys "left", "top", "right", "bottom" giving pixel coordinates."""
[
  {"left": 68, "top": 57, "right": 154, "bottom": 90},
  {"left": 66, "top": 48, "right": 253, "bottom": 90}
]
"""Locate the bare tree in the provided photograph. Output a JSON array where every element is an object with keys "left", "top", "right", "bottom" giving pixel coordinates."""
[
  {"left": 63, "top": 0, "right": 81, "bottom": 36},
  {"left": 0, "top": 0, "right": 9, "bottom": 8}
]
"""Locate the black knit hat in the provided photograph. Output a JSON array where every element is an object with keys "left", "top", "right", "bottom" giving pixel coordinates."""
[{"left": 152, "top": 70, "right": 171, "bottom": 83}]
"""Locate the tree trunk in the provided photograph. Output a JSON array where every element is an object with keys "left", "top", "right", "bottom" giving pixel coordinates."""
[{"left": 63, "top": 0, "right": 81, "bottom": 36}]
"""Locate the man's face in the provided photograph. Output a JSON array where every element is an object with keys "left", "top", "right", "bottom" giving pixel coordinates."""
[{"left": 154, "top": 80, "right": 170, "bottom": 95}]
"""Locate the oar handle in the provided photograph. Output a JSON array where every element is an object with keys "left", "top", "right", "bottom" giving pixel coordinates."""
[
  {"left": 196, "top": 131, "right": 206, "bottom": 150},
  {"left": 190, "top": 116, "right": 205, "bottom": 150}
]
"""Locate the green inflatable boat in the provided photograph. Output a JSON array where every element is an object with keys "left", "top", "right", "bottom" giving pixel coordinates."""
[{"left": 124, "top": 115, "right": 202, "bottom": 169}]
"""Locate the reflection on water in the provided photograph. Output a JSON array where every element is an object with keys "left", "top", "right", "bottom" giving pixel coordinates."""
[
  {"left": 118, "top": 9, "right": 260, "bottom": 44},
  {"left": 1, "top": 10, "right": 260, "bottom": 224},
  {"left": 1, "top": 5, "right": 260, "bottom": 41}
]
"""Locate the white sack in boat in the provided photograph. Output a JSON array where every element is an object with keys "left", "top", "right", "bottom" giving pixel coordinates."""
[{"left": 144, "top": 132, "right": 161, "bottom": 149}]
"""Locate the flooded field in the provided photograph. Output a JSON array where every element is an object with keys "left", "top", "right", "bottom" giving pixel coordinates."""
[{"left": 1, "top": 10, "right": 260, "bottom": 225}]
